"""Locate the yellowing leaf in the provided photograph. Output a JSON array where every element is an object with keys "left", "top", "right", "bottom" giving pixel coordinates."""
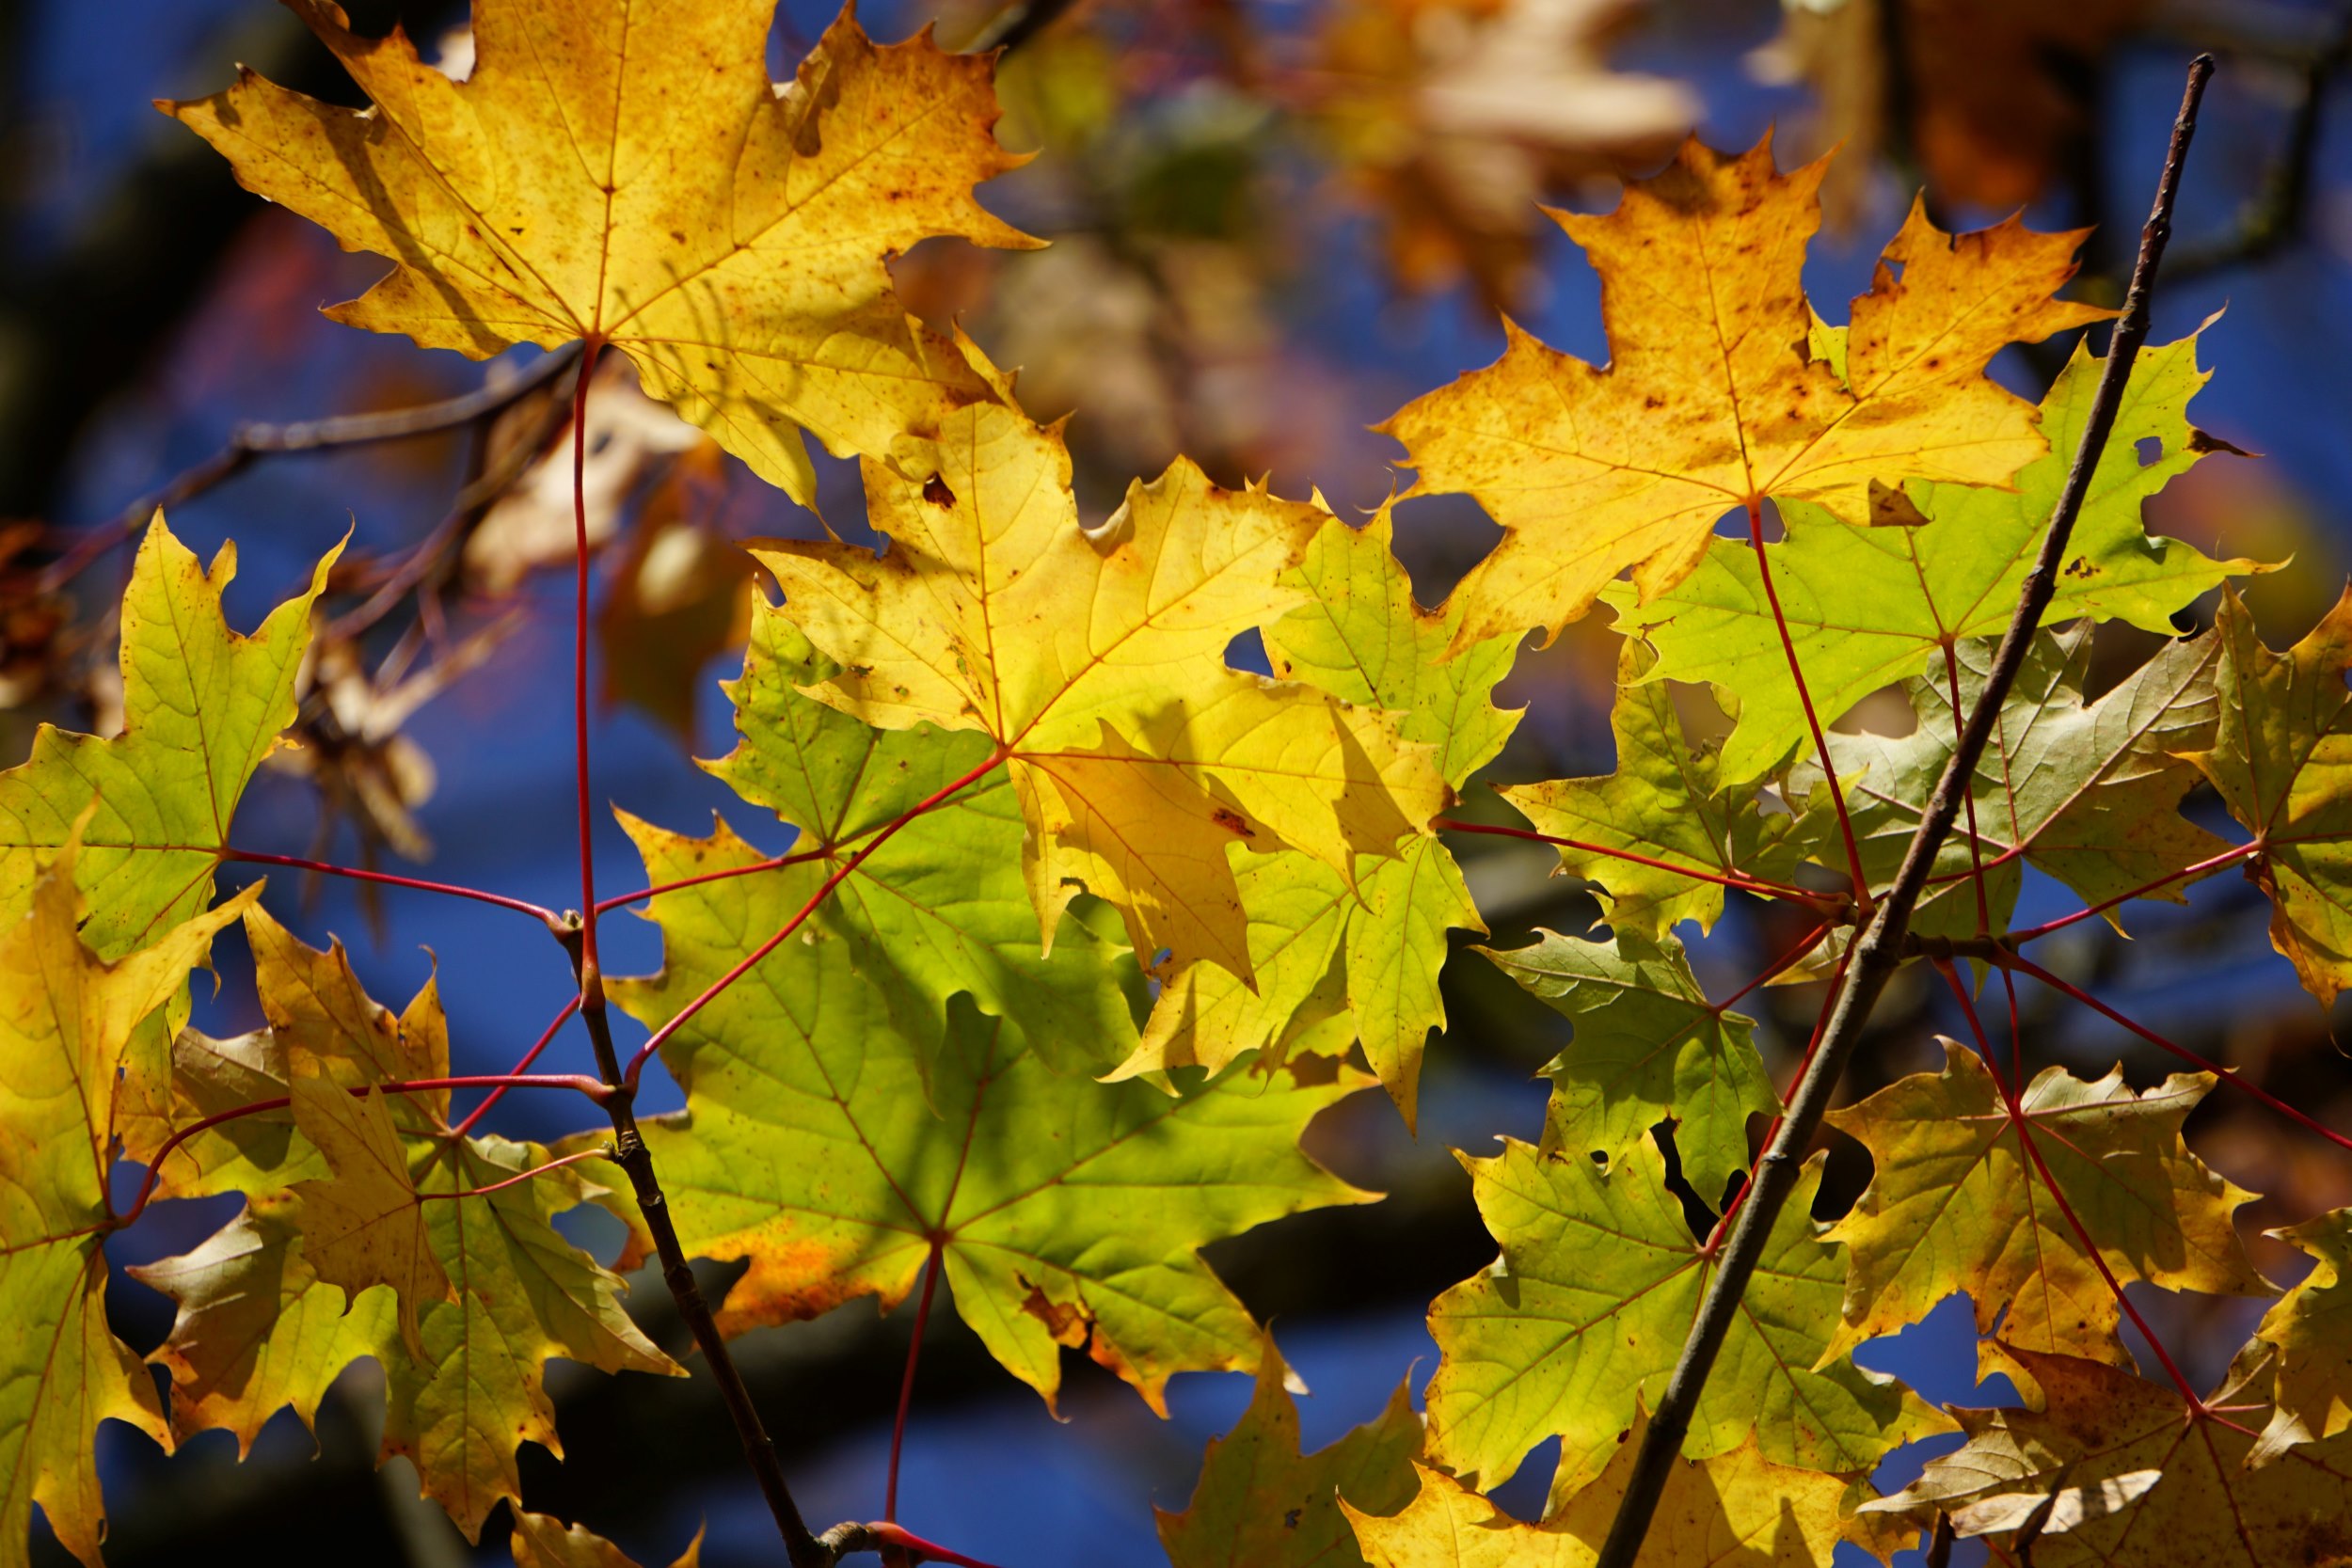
[
  {"left": 1345, "top": 1422, "right": 1860, "bottom": 1568},
  {"left": 0, "top": 517, "right": 334, "bottom": 958},
  {"left": 1793, "top": 626, "right": 2226, "bottom": 939},
  {"left": 1382, "top": 136, "right": 2107, "bottom": 652},
  {"left": 1501, "top": 641, "right": 1801, "bottom": 940},
  {"left": 1874, "top": 1347, "right": 2352, "bottom": 1567},
  {"left": 594, "top": 815, "right": 1375, "bottom": 1414},
  {"left": 138, "top": 908, "right": 677, "bottom": 1540},
  {"left": 287, "top": 1078, "right": 453, "bottom": 1357},
  {"left": 1822, "top": 1038, "right": 2268, "bottom": 1367},
  {"left": 0, "top": 841, "right": 257, "bottom": 1568},
  {"left": 1158, "top": 1334, "right": 1422, "bottom": 1568},
  {"left": 1479, "top": 927, "right": 1778, "bottom": 1208},
  {"left": 1610, "top": 332, "right": 2259, "bottom": 780},
  {"left": 510, "top": 1514, "right": 701, "bottom": 1568},
  {"left": 2251, "top": 1209, "right": 2352, "bottom": 1460},
  {"left": 2186, "top": 587, "right": 2352, "bottom": 1004},
  {"left": 1113, "top": 511, "right": 1516, "bottom": 1123},
  {"left": 1425, "top": 1135, "right": 1943, "bottom": 1502},
  {"left": 165, "top": 5, "right": 1037, "bottom": 503},
  {"left": 758, "top": 362, "right": 1447, "bottom": 976}
]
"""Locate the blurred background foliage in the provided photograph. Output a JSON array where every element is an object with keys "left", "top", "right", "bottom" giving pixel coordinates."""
[{"left": 7, "top": 0, "right": 2352, "bottom": 1564}]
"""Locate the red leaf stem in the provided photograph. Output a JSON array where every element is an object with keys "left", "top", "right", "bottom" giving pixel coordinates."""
[
  {"left": 594, "top": 846, "right": 834, "bottom": 916},
  {"left": 417, "top": 1145, "right": 612, "bottom": 1201},
  {"left": 886, "top": 1240, "right": 946, "bottom": 1523},
  {"left": 219, "top": 847, "right": 559, "bottom": 925},
  {"left": 114, "top": 1070, "right": 612, "bottom": 1227},
  {"left": 1932, "top": 960, "right": 2212, "bottom": 1413},
  {"left": 1746, "top": 500, "right": 1868, "bottom": 907},
  {"left": 2001, "top": 950, "right": 2352, "bottom": 1155},
  {"left": 450, "top": 995, "right": 583, "bottom": 1138},
  {"left": 570, "top": 337, "right": 606, "bottom": 982},
  {"left": 2001, "top": 840, "right": 2262, "bottom": 943},
  {"left": 1430, "top": 816, "right": 1831, "bottom": 909}
]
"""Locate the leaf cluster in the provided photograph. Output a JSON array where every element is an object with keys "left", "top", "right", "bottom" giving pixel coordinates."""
[{"left": 2, "top": 8, "right": 2344, "bottom": 1568}]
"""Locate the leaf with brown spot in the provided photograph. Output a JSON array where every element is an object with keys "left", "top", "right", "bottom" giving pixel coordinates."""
[{"left": 165, "top": 2, "right": 1038, "bottom": 504}]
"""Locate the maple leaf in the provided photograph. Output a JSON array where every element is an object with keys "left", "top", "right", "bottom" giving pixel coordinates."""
[
  {"left": 706, "top": 606, "right": 1143, "bottom": 1081},
  {"left": 1343, "top": 1418, "right": 1864, "bottom": 1568},
  {"left": 510, "top": 1513, "right": 701, "bottom": 1568},
  {"left": 591, "top": 814, "right": 1375, "bottom": 1413},
  {"left": 1110, "top": 510, "right": 1517, "bottom": 1123},
  {"left": 286, "top": 1078, "right": 454, "bottom": 1356},
  {"left": 1610, "top": 332, "right": 2258, "bottom": 780},
  {"left": 1871, "top": 1346, "right": 2352, "bottom": 1567},
  {"left": 2186, "top": 587, "right": 2352, "bottom": 1004},
  {"left": 0, "top": 839, "right": 257, "bottom": 1568},
  {"left": 135, "top": 908, "right": 677, "bottom": 1539},
  {"left": 1157, "top": 1332, "right": 1422, "bottom": 1568},
  {"left": 1792, "top": 626, "right": 2226, "bottom": 937},
  {"left": 1311, "top": 0, "right": 1696, "bottom": 311},
  {"left": 1478, "top": 927, "right": 1777, "bottom": 1209},
  {"left": 165, "top": 3, "right": 1037, "bottom": 504},
  {"left": 1425, "top": 1134, "right": 1943, "bottom": 1503},
  {"left": 756, "top": 354, "right": 1448, "bottom": 978},
  {"left": 1381, "top": 135, "right": 2109, "bottom": 654},
  {"left": 2250, "top": 1208, "right": 2352, "bottom": 1461},
  {"left": 0, "top": 517, "right": 334, "bottom": 958},
  {"left": 1821, "top": 1038, "right": 2268, "bottom": 1367},
  {"left": 1500, "top": 641, "right": 1802, "bottom": 940}
]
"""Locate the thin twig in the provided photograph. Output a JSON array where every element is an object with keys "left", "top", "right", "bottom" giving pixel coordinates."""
[
  {"left": 562, "top": 927, "right": 831, "bottom": 1568},
  {"left": 962, "top": 0, "right": 1080, "bottom": 55},
  {"left": 1589, "top": 55, "right": 2216, "bottom": 1568},
  {"left": 40, "top": 341, "right": 583, "bottom": 593}
]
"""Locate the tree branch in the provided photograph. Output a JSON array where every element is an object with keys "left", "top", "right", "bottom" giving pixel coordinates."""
[
  {"left": 1590, "top": 53, "right": 2216, "bottom": 1568},
  {"left": 40, "top": 341, "right": 583, "bottom": 593},
  {"left": 559, "top": 919, "right": 831, "bottom": 1568}
]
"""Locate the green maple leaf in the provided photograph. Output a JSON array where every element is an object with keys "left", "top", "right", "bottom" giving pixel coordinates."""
[
  {"left": 594, "top": 814, "right": 1375, "bottom": 1414},
  {"left": 1479, "top": 927, "right": 1779, "bottom": 1210},
  {"left": 1792, "top": 625, "right": 2226, "bottom": 937},
  {"left": 1608, "top": 333, "right": 2259, "bottom": 782},
  {"left": 1498, "top": 641, "right": 1802, "bottom": 940},
  {"left": 1113, "top": 511, "right": 1518, "bottom": 1128},
  {"left": 135, "top": 909, "right": 678, "bottom": 1540},
  {"left": 1157, "top": 1333, "right": 1422, "bottom": 1568},
  {"left": 707, "top": 608, "right": 1144, "bottom": 1080},
  {"left": 2186, "top": 587, "right": 2352, "bottom": 1004},
  {"left": 0, "top": 840, "right": 256, "bottom": 1568},
  {"left": 1424, "top": 1132, "right": 1945, "bottom": 1506},
  {"left": 0, "top": 517, "right": 335, "bottom": 958},
  {"left": 1822, "top": 1039, "right": 2269, "bottom": 1369}
]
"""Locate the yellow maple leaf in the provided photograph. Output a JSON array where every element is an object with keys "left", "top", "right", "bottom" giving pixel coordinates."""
[
  {"left": 1381, "top": 136, "right": 2110, "bottom": 653},
  {"left": 757, "top": 349, "right": 1447, "bottom": 975},
  {"left": 1343, "top": 1420, "right": 1860, "bottom": 1567},
  {"left": 0, "top": 838, "right": 257, "bottom": 1568},
  {"left": 164, "top": 2, "right": 1038, "bottom": 504}
]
